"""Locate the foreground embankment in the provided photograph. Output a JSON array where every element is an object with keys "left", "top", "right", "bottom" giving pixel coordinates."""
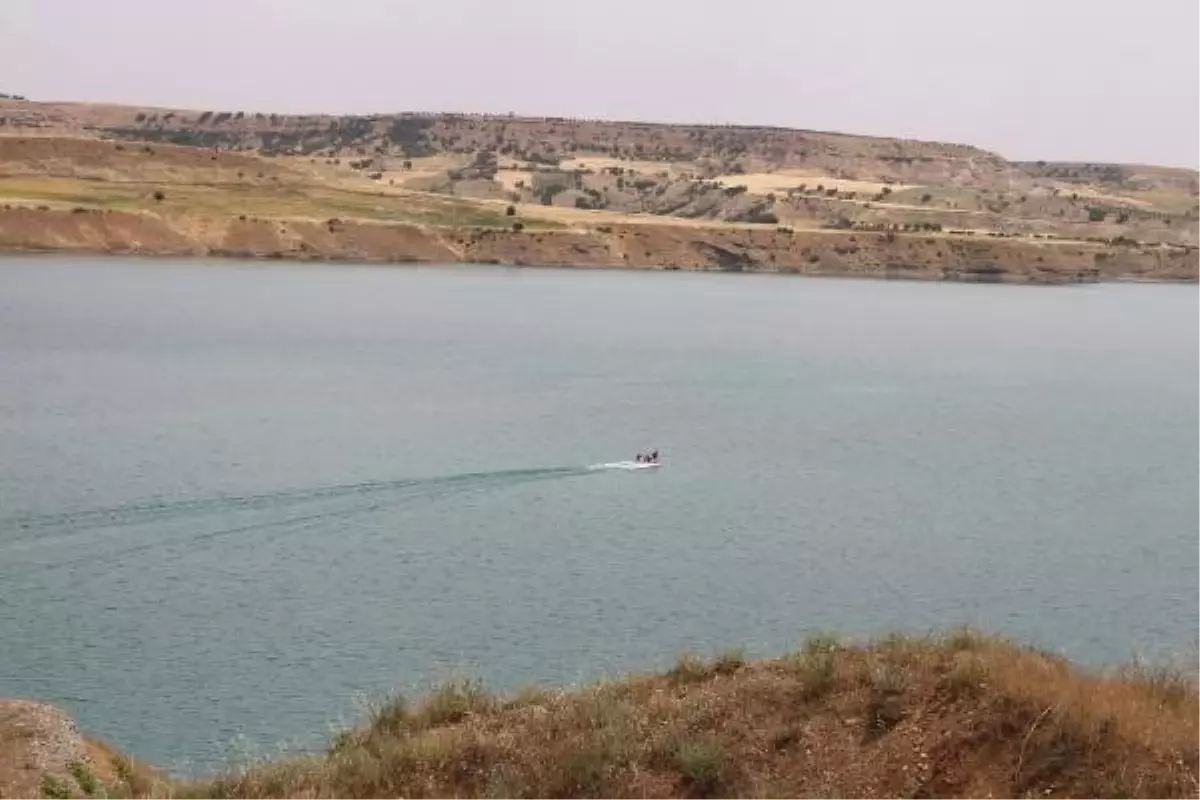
[
  {"left": 3, "top": 631, "right": 1196, "bottom": 798},
  {"left": 1, "top": 206, "right": 1195, "bottom": 284}
]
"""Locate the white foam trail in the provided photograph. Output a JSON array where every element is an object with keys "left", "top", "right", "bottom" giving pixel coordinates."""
[{"left": 590, "top": 461, "right": 660, "bottom": 471}]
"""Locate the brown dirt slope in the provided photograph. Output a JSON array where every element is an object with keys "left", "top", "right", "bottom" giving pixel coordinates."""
[
  {"left": 3, "top": 206, "right": 1192, "bottom": 283},
  {"left": 0, "top": 207, "right": 459, "bottom": 262},
  {"left": 6, "top": 631, "right": 1191, "bottom": 799},
  {"left": 0, "top": 136, "right": 305, "bottom": 185}
]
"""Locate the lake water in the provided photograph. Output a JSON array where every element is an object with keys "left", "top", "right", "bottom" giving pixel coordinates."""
[{"left": 0, "top": 256, "right": 1195, "bottom": 772}]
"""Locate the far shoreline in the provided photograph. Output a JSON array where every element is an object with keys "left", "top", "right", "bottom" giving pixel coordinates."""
[{"left": 3, "top": 246, "right": 1196, "bottom": 288}]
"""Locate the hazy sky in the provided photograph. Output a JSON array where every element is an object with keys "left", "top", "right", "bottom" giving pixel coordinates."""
[{"left": 2, "top": 0, "right": 1197, "bottom": 167}]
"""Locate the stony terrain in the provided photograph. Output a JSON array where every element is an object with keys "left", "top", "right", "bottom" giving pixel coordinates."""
[{"left": 0, "top": 699, "right": 150, "bottom": 799}]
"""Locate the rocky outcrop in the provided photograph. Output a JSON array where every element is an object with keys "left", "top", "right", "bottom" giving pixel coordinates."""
[
  {"left": 0, "top": 699, "right": 91, "bottom": 798},
  {"left": 0, "top": 698, "right": 157, "bottom": 799}
]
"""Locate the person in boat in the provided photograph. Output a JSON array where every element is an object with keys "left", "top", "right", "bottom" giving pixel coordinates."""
[{"left": 650, "top": 449, "right": 658, "bottom": 462}]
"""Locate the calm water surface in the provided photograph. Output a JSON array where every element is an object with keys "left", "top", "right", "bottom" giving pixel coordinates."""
[{"left": 0, "top": 256, "right": 1195, "bottom": 771}]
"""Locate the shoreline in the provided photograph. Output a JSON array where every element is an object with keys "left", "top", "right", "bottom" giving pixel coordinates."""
[
  {"left": 5, "top": 246, "right": 1198, "bottom": 289},
  {"left": 0, "top": 200, "right": 1195, "bottom": 286}
]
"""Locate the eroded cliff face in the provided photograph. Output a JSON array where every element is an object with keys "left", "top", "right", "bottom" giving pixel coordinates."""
[{"left": 2, "top": 206, "right": 1193, "bottom": 284}]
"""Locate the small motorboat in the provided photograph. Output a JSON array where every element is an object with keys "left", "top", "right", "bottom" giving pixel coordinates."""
[{"left": 634, "top": 450, "right": 661, "bottom": 467}]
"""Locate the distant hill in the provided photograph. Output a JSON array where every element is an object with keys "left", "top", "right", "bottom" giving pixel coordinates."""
[{"left": 0, "top": 99, "right": 1195, "bottom": 282}]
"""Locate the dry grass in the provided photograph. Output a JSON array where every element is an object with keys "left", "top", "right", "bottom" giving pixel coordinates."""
[
  {"left": 140, "top": 630, "right": 1198, "bottom": 799},
  {"left": 711, "top": 171, "right": 913, "bottom": 196},
  {"left": 0, "top": 176, "right": 532, "bottom": 230}
]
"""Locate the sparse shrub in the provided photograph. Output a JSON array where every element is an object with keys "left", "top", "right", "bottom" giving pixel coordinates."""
[
  {"left": 921, "top": 193, "right": 933, "bottom": 203},
  {"left": 537, "top": 185, "right": 565, "bottom": 205},
  {"left": 511, "top": 221, "right": 524, "bottom": 232},
  {"left": 712, "top": 647, "right": 746, "bottom": 675},
  {"left": 68, "top": 761, "right": 98, "bottom": 796},
  {"left": 865, "top": 664, "right": 908, "bottom": 736},
  {"left": 941, "top": 653, "right": 990, "bottom": 698},
  {"left": 556, "top": 741, "right": 612, "bottom": 795},
  {"left": 153, "top": 190, "right": 165, "bottom": 202},
  {"left": 881, "top": 185, "right": 892, "bottom": 195},
  {"left": 944, "top": 626, "right": 982, "bottom": 651},
  {"left": 677, "top": 738, "right": 728, "bottom": 797},
  {"left": 409, "top": 679, "right": 491, "bottom": 729},
  {"left": 668, "top": 653, "right": 711, "bottom": 684},
  {"left": 771, "top": 727, "right": 800, "bottom": 752},
  {"left": 109, "top": 753, "right": 151, "bottom": 795},
  {"left": 1087, "top": 206, "right": 1107, "bottom": 222},
  {"left": 790, "top": 633, "right": 840, "bottom": 699},
  {"left": 40, "top": 774, "right": 71, "bottom": 799},
  {"left": 505, "top": 204, "right": 516, "bottom": 216},
  {"left": 1119, "top": 660, "right": 1197, "bottom": 710},
  {"left": 365, "top": 694, "right": 409, "bottom": 738}
]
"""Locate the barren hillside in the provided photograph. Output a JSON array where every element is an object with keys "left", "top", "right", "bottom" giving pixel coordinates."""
[{"left": 0, "top": 99, "right": 1195, "bottom": 282}]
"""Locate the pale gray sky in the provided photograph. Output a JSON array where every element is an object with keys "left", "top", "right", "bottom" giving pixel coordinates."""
[{"left": 2, "top": 0, "right": 1197, "bottom": 167}]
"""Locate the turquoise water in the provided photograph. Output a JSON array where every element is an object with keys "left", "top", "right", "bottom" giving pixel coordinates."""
[{"left": 0, "top": 256, "right": 1195, "bottom": 772}]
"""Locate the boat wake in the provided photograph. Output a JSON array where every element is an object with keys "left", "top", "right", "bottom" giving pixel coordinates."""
[
  {"left": 2, "top": 460, "right": 660, "bottom": 545},
  {"left": 590, "top": 460, "right": 661, "bottom": 471}
]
